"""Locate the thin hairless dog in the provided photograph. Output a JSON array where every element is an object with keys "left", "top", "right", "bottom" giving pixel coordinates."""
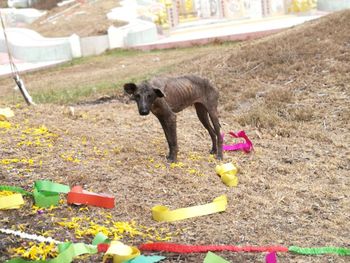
[{"left": 124, "top": 75, "right": 223, "bottom": 162}]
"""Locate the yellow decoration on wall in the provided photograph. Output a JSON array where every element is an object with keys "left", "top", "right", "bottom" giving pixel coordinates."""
[{"left": 289, "top": 0, "right": 317, "bottom": 13}]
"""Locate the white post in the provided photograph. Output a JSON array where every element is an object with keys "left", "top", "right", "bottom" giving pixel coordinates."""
[
  {"left": 69, "top": 33, "right": 82, "bottom": 58},
  {"left": 108, "top": 25, "right": 126, "bottom": 49},
  {"left": 14, "top": 74, "right": 36, "bottom": 106}
]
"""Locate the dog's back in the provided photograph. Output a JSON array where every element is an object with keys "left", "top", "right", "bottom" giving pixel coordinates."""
[{"left": 151, "top": 75, "right": 218, "bottom": 113}]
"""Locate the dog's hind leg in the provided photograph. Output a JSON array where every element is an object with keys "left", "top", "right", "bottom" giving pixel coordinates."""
[{"left": 195, "top": 103, "right": 217, "bottom": 155}]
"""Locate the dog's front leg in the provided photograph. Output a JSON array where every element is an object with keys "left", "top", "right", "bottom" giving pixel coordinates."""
[{"left": 156, "top": 113, "right": 178, "bottom": 162}]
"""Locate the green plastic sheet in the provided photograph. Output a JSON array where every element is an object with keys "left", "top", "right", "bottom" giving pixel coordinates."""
[
  {"left": 92, "top": 232, "right": 110, "bottom": 245},
  {"left": 57, "top": 242, "right": 72, "bottom": 253},
  {"left": 126, "top": 255, "right": 166, "bottom": 263},
  {"left": 203, "top": 252, "right": 230, "bottom": 263}
]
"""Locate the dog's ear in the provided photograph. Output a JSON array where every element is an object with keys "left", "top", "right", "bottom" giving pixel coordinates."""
[
  {"left": 124, "top": 83, "right": 137, "bottom": 95},
  {"left": 154, "top": 88, "right": 165, "bottom": 98}
]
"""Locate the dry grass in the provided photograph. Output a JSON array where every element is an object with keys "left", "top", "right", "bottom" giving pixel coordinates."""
[
  {"left": 288, "top": 105, "right": 314, "bottom": 122},
  {"left": 1, "top": 10, "right": 350, "bottom": 263},
  {"left": 237, "top": 103, "right": 281, "bottom": 129}
]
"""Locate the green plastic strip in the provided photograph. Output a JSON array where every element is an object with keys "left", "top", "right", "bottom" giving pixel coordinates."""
[
  {"left": 92, "top": 232, "right": 110, "bottom": 245},
  {"left": 50, "top": 243, "right": 97, "bottom": 263},
  {"left": 34, "top": 181, "right": 70, "bottom": 194},
  {"left": 33, "top": 180, "right": 70, "bottom": 208},
  {"left": 0, "top": 185, "right": 33, "bottom": 196},
  {"left": 33, "top": 188, "right": 60, "bottom": 208},
  {"left": 289, "top": 246, "right": 350, "bottom": 256},
  {"left": 126, "top": 255, "right": 166, "bottom": 263},
  {"left": 203, "top": 252, "right": 230, "bottom": 263},
  {"left": 57, "top": 242, "right": 72, "bottom": 253}
]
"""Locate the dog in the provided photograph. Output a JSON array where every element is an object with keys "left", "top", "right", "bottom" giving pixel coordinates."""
[{"left": 124, "top": 75, "right": 223, "bottom": 162}]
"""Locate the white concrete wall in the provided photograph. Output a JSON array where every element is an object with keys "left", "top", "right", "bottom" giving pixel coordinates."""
[
  {"left": 103, "top": 0, "right": 160, "bottom": 48},
  {"left": 247, "top": 0, "right": 263, "bottom": 18},
  {"left": 108, "top": 25, "right": 128, "bottom": 49},
  {"left": 80, "top": 35, "right": 109, "bottom": 57},
  {"left": 108, "top": 19, "right": 158, "bottom": 48},
  {"left": 0, "top": 13, "right": 158, "bottom": 64},
  {"left": 0, "top": 28, "right": 72, "bottom": 62},
  {"left": 317, "top": 0, "right": 350, "bottom": 11},
  {"left": 0, "top": 21, "right": 158, "bottom": 64},
  {"left": 0, "top": 8, "right": 45, "bottom": 26},
  {"left": 124, "top": 19, "right": 158, "bottom": 46}
]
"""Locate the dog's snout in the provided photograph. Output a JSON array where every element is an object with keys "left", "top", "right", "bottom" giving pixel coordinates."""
[
  {"left": 138, "top": 96, "right": 150, "bottom": 116},
  {"left": 139, "top": 109, "right": 150, "bottom": 116}
]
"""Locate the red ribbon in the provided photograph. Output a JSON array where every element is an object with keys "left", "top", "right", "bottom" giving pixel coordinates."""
[
  {"left": 139, "top": 243, "right": 288, "bottom": 253},
  {"left": 67, "top": 186, "right": 115, "bottom": 209}
]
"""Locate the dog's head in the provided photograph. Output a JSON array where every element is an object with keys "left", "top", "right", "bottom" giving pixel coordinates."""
[{"left": 124, "top": 81, "right": 165, "bottom": 116}]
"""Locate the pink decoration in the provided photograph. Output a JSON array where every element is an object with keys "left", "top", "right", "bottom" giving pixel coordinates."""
[
  {"left": 222, "top": 130, "right": 253, "bottom": 153},
  {"left": 265, "top": 252, "right": 277, "bottom": 263}
]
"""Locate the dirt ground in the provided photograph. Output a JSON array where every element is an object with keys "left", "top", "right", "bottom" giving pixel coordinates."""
[
  {"left": 25, "top": 0, "right": 125, "bottom": 37},
  {"left": 0, "top": 10, "right": 349, "bottom": 263}
]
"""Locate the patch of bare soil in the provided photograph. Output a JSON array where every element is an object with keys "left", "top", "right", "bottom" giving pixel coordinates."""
[
  {"left": 0, "top": 10, "right": 349, "bottom": 263},
  {"left": 26, "top": 0, "right": 125, "bottom": 37}
]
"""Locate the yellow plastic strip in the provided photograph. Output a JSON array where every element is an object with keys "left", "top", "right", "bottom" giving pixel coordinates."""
[
  {"left": 152, "top": 195, "right": 227, "bottom": 222},
  {"left": 103, "top": 241, "right": 140, "bottom": 263},
  {"left": 0, "top": 193, "right": 24, "bottom": 209},
  {"left": 215, "top": 163, "right": 239, "bottom": 187}
]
